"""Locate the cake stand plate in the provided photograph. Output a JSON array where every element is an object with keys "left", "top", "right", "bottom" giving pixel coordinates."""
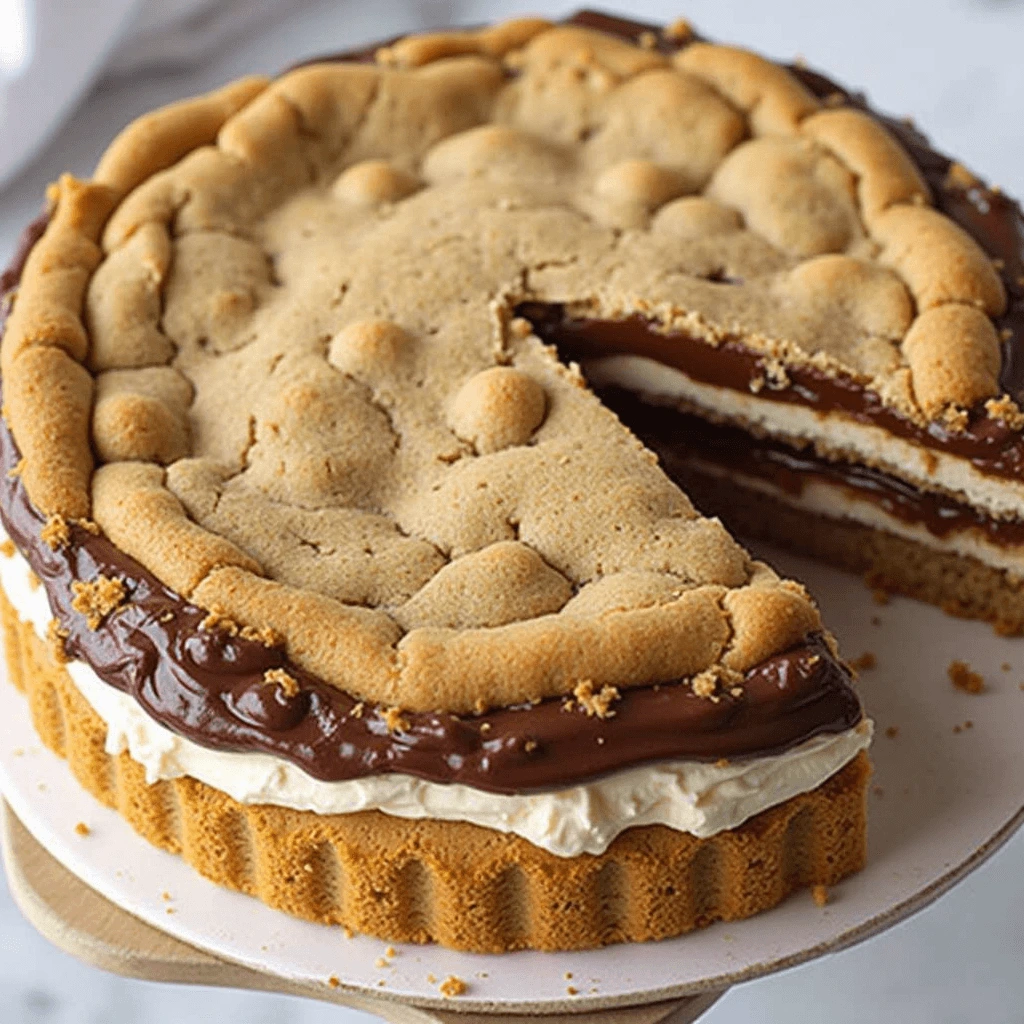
[{"left": 1, "top": 544, "right": 1023, "bottom": 1016}]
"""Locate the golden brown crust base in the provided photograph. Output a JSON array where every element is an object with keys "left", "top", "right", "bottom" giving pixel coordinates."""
[
  {"left": 0, "top": 584, "right": 869, "bottom": 952},
  {"left": 674, "top": 465, "right": 1024, "bottom": 636}
]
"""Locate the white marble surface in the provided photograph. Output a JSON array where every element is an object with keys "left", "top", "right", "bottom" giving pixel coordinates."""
[{"left": 1, "top": 0, "right": 1023, "bottom": 1021}]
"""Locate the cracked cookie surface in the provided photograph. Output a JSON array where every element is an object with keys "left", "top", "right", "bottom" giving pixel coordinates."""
[{"left": 3, "top": 18, "right": 1002, "bottom": 712}]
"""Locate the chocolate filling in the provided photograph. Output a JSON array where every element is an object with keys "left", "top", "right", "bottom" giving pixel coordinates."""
[{"left": 602, "top": 388, "right": 1024, "bottom": 549}]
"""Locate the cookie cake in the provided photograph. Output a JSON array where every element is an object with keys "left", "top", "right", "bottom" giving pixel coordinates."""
[{"left": 15, "top": 7, "right": 1019, "bottom": 952}]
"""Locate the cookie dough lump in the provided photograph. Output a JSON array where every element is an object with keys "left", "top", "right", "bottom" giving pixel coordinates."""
[
  {"left": 394, "top": 540, "right": 572, "bottom": 630},
  {"left": 332, "top": 160, "right": 421, "bottom": 205},
  {"left": 448, "top": 366, "right": 546, "bottom": 454}
]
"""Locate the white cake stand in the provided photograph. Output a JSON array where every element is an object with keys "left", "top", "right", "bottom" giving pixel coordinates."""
[{"left": 1, "top": 544, "right": 1023, "bottom": 1021}]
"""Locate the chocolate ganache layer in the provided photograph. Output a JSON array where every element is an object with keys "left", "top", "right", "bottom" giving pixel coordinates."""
[
  {"left": 602, "top": 388, "right": 1024, "bottom": 550},
  {"left": 0, "top": 244, "right": 860, "bottom": 796}
]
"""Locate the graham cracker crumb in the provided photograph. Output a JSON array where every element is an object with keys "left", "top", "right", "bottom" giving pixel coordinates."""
[
  {"left": 729, "top": 686, "right": 744, "bottom": 698},
  {"left": 953, "top": 724, "right": 962, "bottom": 734},
  {"left": 885, "top": 725, "right": 899, "bottom": 739},
  {"left": 350, "top": 701, "right": 364, "bottom": 719},
  {"left": 567, "top": 986, "right": 579, "bottom": 996},
  {"left": 948, "top": 660, "right": 984, "bottom": 694},
  {"left": 870, "top": 615, "right": 882, "bottom": 626},
  {"left": 40, "top": 514, "right": 70, "bottom": 550},
  {"left": 46, "top": 619, "right": 70, "bottom": 664},
  {"left": 381, "top": 706, "right": 410, "bottom": 733},
  {"left": 377, "top": 979, "right": 386, "bottom": 987},
  {"left": 479, "top": 720, "right": 491, "bottom": 732},
  {"left": 263, "top": 667, "right": 300, "bottom": 698},
  {"left": 426, "top": 973, "right": 437, "bottom": 985},
  {"left": 70, "top": 575, "right": 127, "bottom": 629},
  {"left": 811, "top": 884, "right": 829, "bottom": 907},
  {"left": 0, "top": 539, "right": 14, "bottom": 558},
  {"left": 74, "top": 822, "right": 90, "bottom": 837},
  {"left": 385, "top": 946, "right": 397, "bottom": 958},
  {"left": 199, "top": 605, "right": 239, "bottom": 635},
  {"left": 375, "top": 957, "right": 389, "bottom": 968},
  {"left": 1002, "top": 662, "right": 1012, "bottom": 672},
  {"left": 439, "top": 975, "right": 467, "bottom": 998},
  {"left": 872, "top": 589, "right": 890, "bottom": 606},
  {"left": 165, "top": 907, "right": 176, "bottom": 915},
  {"left": 985, "top": 396, "right": 1024, "bottom": 431},
  {"left": 524, "top": 739, "right": 538, "bottom": 753},
  {"left": 161, "top": 892, "right": 172, "bottom": 901},
  {"left": 664, "top": 17, "right": 694, "bottom": 42},
  {"left": 573, "top": 679, "right": 620, "bottom": 718},
  {"left": 564, "top": 972, "right": 573, "bottom": 980},
  {"left": 240, "top": 623, "right": 284, "bottom": 647},
  {"left": 965, "top": 719, "right": 974, "bottom": 729},
  {"left": 691, "top": 664, "right": 744, "bottom": 701},
  {"left": 692, "top": 669, "right": 719, "bottom": 699},
  {"left": 945, "top": 162, "right": 981, "bottom": 189},
  {"left": 328, "top": 976, "right": 340, "bottom": 989},
  {"left": 850, "top": 652, "right": 876, "bottom": 673},
  {"left": 7, "top": 457, "right": 24, "bottom": 479}
]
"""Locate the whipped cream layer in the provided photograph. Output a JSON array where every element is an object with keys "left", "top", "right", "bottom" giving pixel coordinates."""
[
  {"left": 585, "top": 354, "right": 1024, "bottom": 523},
  {"left": 0, "top": 535, "right": 871, "bottom": 857}
]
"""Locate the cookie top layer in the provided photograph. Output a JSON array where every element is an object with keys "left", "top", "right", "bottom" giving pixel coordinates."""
[{"left": 2, "top": 18, "right": 1003, "bottom": 712}]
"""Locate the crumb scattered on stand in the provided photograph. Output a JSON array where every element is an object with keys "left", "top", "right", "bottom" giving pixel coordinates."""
[
  {"left": 564, "top": 972, "right": 573, "bottom": 980},
  {"left": 1002, "top": 662, "right": 1012, "bottom": 672},
  {"left": 426, "top": 973, "right": 437, "bottom": 984},
  {"left": 812, "top": 884, "right": 829, "bottom": 907},
  {"left": 439, "top": 975, "right": 467, "bottom": 998},
  {"left": 870, "top": 615, "right": 882, "bottom": 626},
  {"left": 873, "top": 786, "right": 884, "bottom": 798},
  {"left": 948, "top": 660, "right": 984, "bottom": 694},
  {"left": 871, "top": 589, "right": 890, "bottom": 606},
  {"left": 885, "top": 726, "right": 899, "bottom": 739},
  {"left": 13, "top": 747, "right": 23, "bottom": 757},
  {"left": 74, "top": 822, "right": 90, "bottom": 837},
  {"left": 165, "top": 907, "right": 176, "bottom": 915},
  {"left": 161, "top": 891, "right": 172, "bottom": 901},
  {"left": 850, "top": 652, "right": 876, "bottom": 672},
  {"left": 385, "top": 946, "right": 397, "bottom": 958},
  {"left": 566, "top": 986, "right": 579, "bottom": 996},
  {"left": 328, "top": 976, "right": 340, "bottom": 989},
  {"left": 377, "top": 980, "right": 386, "bottom": 988},
  {"left": 375, "top": 958, "right": 388, "bottom": 968}
]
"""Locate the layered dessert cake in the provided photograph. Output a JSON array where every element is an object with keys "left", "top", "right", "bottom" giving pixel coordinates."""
[{"left": 0, "top": 10, "right": 971, "bottom": 953}]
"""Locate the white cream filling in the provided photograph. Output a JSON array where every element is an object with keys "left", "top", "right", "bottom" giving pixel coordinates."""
[
  {"left": 689, "top": 454, "right": 1024, "bottom": 581},
  {"left": 0, "top": 534, "right": 871, "bottom": 857},
  {"left": 585, "top": 354, "right": 1024, "bottom": 522}
]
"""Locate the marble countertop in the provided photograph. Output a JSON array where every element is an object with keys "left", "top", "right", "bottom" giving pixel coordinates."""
[{"left": 2, "top": 1, "right": 1023, "bottom": 1021}]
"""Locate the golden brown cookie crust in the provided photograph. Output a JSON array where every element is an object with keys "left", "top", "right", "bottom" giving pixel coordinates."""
[
  {"left": 2, "top": 19, "right": 1004, "bottom": 712},
  {"left": 0, "top": 583, "right": 869, "bottom": 952}
]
